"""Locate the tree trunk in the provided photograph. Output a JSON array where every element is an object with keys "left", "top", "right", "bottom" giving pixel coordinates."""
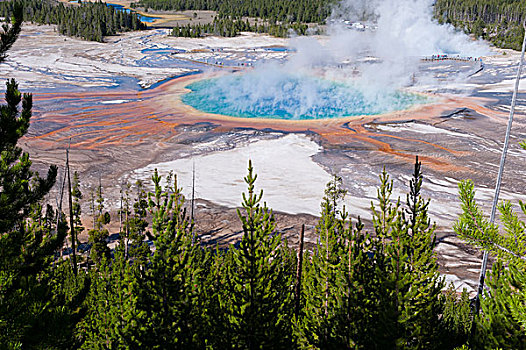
[
  {"left": 67, "top": 149, "right": 77, "bottom": 275},
  {"left": 294, "top": 224, "right": 305, "bottom": 317}
]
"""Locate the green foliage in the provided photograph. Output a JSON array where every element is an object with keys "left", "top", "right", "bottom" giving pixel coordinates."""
[
  {"left": 0, "top": 17, "right": 81, "bottom": 349},
  {"left": 135, "top": 0, "right": 332, "bottom": 25},
  {"left": 441, "top": 287, "right": 473, "bottom": 347},
  {"left": 455, "top": 179, "right": 526, "bottom": 270},
  {"left": 0, "top": 207, "right": 67, "bottom": 349},
  {"left": 132, "top": 180, "right": 149, "bottom": 238},
  {"left": 0, "top": 79, "right": 57, "bottom": 232},
  {"left": 119, "top": 180, "right": 150, "bottom": 262},
  {"left": 297, "top": 159, "right": 455, "bottom": 349},
  {"left": 368, "top": 161, "right": 445, "bottom": 348},
  {"left": 78, "top": 249, "right": 146, "bottom": 349},
  {"left": 469, "top": 261, "right": 526, "bottom": 349},
  {"left": 87, "top": 181, "right": 110, "bottom": 265},
  {"left": 434, "top": 0, "right": 526, "bottom": 50},
  {"left": 298, "top": 174, "right": 382, "bottom": 348},
  {"left": 0, "top": 79, "right": 64, "bottom": 348},
  {"left": 455, "top": 178, "right": 526, "bottom": 348},
  {"left": 171, "top": 15, "right": 310, "bottom": 38},
  {"left": 0, "top": 0, "right": 147, "bottom": 42},
  {"left": 138, "top": 169, "right": 207, "bottom": 347},
  {"left": 199, "top": 246, "right": 231, "bottom": 347},
  {"left": 0, "top": 2, "right": 22, "bottom": 63},
  {"left": 386, "top": 159, "right": 444, "bottom": 348},
  {"left": 72, "top": 171, "right": 84, "bottom": 242},
  {"left": 44, "top": 260, "right": 88, "bottom": 349},
  {"left": 219, "top": 160, "right": 295, "bottom": 349}
]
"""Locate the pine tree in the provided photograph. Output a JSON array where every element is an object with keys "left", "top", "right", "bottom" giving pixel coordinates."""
[
  {"left": 0, "top": 3, "right": 21, "bottom": 63},
  {"left": 0, "top": 78, "right": 62, "bottom": 347},
  {"left": 126, "top": 180, "right": 150, "bottom": 262},
  {"left": 87, "top": 180, "right": 110, "bottom": 265},
  {"left": 119, "top": 182, "right": 132, "bottom": 259},
  {"left": 43, "top": 260, "right": 89, "bottom": 349},
  {"left": 78, "top": 247, "right": 145, "bottom": 349},
  {"left": 0, "top": 79, "right": 57, "bottom": 231},
  {"left": 298, "top": 175, "right": 385, "bottom": 349},
  {"left": 401, "top": 158, "right": 444, "bottom": 346},
  {"left": 455, "top": 174, "right": 526, "bottom": 348},
  {"left": 138, "top": 169, "right": 206, "bottom": 347},
  {"left": 200, "top": 246, "right": 231, "bottom": 347},
  {"left": 72, "top": 171, "right": 85, "bottom": 248},
  {"left": 440, "top": 287, "right": 473, "bottom": 348},
  {"left": 376, "top": 158, "right": 445, "bottom": 349},
  {"left": 220, "top": 160, "right": 295, "bottom": 349},
  {"left": 470, "top": 260, "right": 526, "bottom": 349},
  {"left": 298, "top": 159, "right": 450, "bottom": 348},
  {"left": 0, "top": 16, "right": 67, "bottom": 345},
  {"left": 332, "top": 215, "right": 387, "bottom": 349},
  {"left": 297, "top": 175, "right": 349, "bottom": 348}
]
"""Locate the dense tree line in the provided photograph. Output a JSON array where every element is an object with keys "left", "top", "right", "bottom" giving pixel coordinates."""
[
  {"left": 171, "top": 16, "right": 309, "bottom": 38},
  {"left": 434, "top": 0, "right": 526, "bottom": 50},
  {"left": 132, "top": 0, "right": 332, "bottom": 25},
  {"left": 0, "top": 0, "right": 146, "bottom": 42}
]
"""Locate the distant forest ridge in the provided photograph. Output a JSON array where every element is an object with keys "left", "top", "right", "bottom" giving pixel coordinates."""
[
  {"left": 0, "top": 0, "right": 146, "bottom": 42},
  {"left": 0, "top": 0, "right": 525, "bottom": 45},
  {"left": 170, "top": 15, "right": 313, "bottom": 38},
  {"left": 433, "top": 0, "right": 526, "bottom": 50},
  {"left": 131, "top": 0, "right": 334, "bottom": 24},
  {"left": 141, "top": 0, "right": 526, "bottom": 47}
]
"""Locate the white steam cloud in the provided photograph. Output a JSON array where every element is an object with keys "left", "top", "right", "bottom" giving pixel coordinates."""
[
  {"left": 330, "top": 0, "right": 489, "bottom": 57},
  {"left": 293, "top": 0, "right": 491, "bottom": 89}
]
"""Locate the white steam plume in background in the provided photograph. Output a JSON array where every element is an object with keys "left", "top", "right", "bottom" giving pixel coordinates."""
[
  {"left": 329, "top": 0, "right": 489, "bottom": 58},
  {"left": 298, "top": 0, "right": 491, "bottom": 89}
]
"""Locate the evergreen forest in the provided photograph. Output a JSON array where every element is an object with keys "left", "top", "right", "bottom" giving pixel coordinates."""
[
  {"left": 434, "top": 0, "right": 526, "bottom": 51},
  {"left": 1, "top": 5, "right": 526, "bottom": 350},
  {"left": 0, "top": 0, "right": 146, "bottom": 42},
  {"left": 1, "top": 0, "right": 526, "bottom": 46},
  {"left": 133, "top": 0, "right": 332, "bottom": 25},
  {"left": 141, "top": 0, "right": 526, "bottom": 46},
  {"left": 171, "top": 16, "right": 310, "bottom": 38}
]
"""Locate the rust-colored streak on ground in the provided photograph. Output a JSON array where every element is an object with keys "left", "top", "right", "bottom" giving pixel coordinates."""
[
  {"left": 27, "top": 74, "right": 504, "bottom": 174},
  {"left": 361, "top": 131, "right": 461, "bottom": 154},
  {"left": 350, "top": 133, "right": 465, "bottom": 172}
]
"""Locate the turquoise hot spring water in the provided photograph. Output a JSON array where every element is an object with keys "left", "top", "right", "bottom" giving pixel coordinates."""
[{"left": 182, "top": 72, "right": 427, "bottom": 120}]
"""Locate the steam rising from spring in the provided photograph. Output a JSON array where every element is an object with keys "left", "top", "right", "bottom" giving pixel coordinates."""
[
  {"left": 184, "top": 0, "right": 490, "bottom": 119},
  {"left": 183, "top": 72, "right": 427, "bottom": 119}
]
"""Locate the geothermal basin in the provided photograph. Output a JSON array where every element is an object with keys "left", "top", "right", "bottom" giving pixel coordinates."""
[{"left": 4, "top": 22, "right": 526, "bottom": 294}]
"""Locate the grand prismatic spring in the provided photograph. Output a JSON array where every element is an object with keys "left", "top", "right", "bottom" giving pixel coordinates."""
[{"left": 182, "top": 72, "right": 427, "bottom": 120}]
